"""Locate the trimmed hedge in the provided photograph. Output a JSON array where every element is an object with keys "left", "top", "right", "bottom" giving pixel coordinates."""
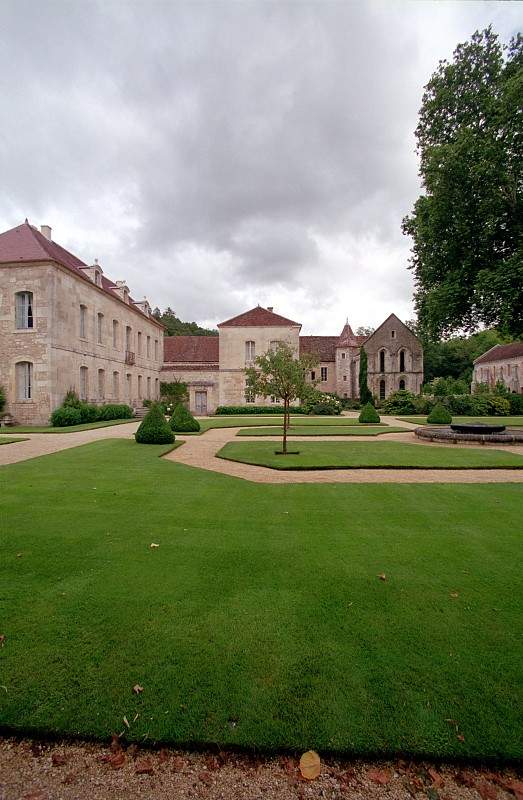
[
  {"left": 509, "top": 393, "right": 523, "bottom": 414},
  {"left": 135, "top": 404, "right": 175, "bottom": 444},
  {"left": 50, "top": 406, "right": 83, "bottom": 427},
  {"left": 169, "top": 403, "right": 201, "bottom": 432},
  {"left": 215, "top": 405, "right": 306, "bottom": 415},
  {"left": 50, "top": 401, "right": 134, "bottom": 427},
  {"left": 427, "top": 403, "right": 452, "bottom": 424},
  {"left": 359, "top": 402, "right": 380, "bottom": 424}
]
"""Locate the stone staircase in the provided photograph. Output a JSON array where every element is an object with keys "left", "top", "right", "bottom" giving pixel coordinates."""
[{"left": 133, "top": 404, "right": 148, "bottom": 419}]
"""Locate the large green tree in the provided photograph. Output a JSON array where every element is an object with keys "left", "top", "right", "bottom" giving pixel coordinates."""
[
  {"left": 152, "top": 307, "right": 217, "bottom": 337},
  {"left": 403, "top": 28, "right": 523, "bottom": 339},
  {"left": 245, "top": 344, "right": 318, "bottom": 454}
]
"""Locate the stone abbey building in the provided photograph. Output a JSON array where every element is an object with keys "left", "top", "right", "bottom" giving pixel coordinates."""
[{"left": 0, "top": 222, "right": 423, "bottom": 422}]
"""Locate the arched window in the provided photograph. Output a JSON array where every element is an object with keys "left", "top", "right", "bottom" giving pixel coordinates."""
[
  {"left": 16, "top": 361, "right": 33, "bottom": 400},
  {"left": 399, "top": 378, "right": 405, "bottom": 390},
  {"left": 15, "top": 291, "right": 33, "bottom": 329},
  {"left": 379, "top": 350, "right": 385, "bottom": 372},
  {"left": 399, "top": 350, "right": 405, "bottom": 372},
  {"left": 147, "top": 376, "right": 151, "bottom": 398},
  {"left": 125, "top": 326, "right": 132, "bottom": 351},
  {"left": 245, "top": 341, "right": 255, "bottom": 362},
  {"left": 379, "top": 379, "right": 386, "bottom": 400},
  {"left": 80, "top": 366, "right": 88, "bottom": 400},
  {"left": 146, "top": 336, "right": 151, "bottom": 358},
  {"left": 98, "top": 369, "right": 105, "bottom": 400}
]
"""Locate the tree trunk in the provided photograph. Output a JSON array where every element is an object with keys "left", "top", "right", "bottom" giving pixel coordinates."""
[{"left": 283, "top": 397, "right": 288, "bottom": 454}]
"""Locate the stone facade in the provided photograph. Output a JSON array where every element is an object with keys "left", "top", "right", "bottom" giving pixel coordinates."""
[
  {"left": 472, "top": 343, "right": 523, "bottom": 394},
  {"left": 162, "top": 307, "right": 423, "bottom": 414},
  {"left": 0, "top": 223, "right": 163, "bottom": 425}
]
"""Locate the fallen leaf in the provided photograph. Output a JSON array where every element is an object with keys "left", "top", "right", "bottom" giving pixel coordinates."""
[
  {"left": 457, "top": 733, "right": 465, "bottom": 742},
  {"left": 426, "top": 767, "right": 442, "bottom": 784},
  {"left": 51, "top": 752, "right": 67, "bottom": 767},
  {"left": 172, "top": 756, "right": 185, "bottom": 772},
  {"left": 450, "top": 592, "right": 459, "bottom": 598},
  {"left": 133, "top": 684, "right": 144, "bottom": 694},
  {"left": 377, "top": 573, "right": 387, "bottom": 581},
  {"left": 158, "top": 748, "right": 169, "bottom": 764},
  {"left": 455, "top": 770, "right": 476, "bottom": 788},
  {"left": 206, "top": 755, "right": 221, "bottom": 771},
  {"left": 503, "top": 779, "right": 523, "bottom": 799},
  {"left": 150, "top": 543, "right": 160, "bottom": 549},
  {"left": 299, "top": 751, "right": 321, "bottom": 781},
  {"left": 109, "top": 751, "right": 126, "bottom": 770},
  {"left": 135, "top": 758, "right": 154, "bottom": 775},
  {"left": 368, "top": 768, "right": 392, "bottom": 785},
  {"left": 477, "top": 780, "right": 498, "bottom": 800},
  {"left": 110, "top": 734, "right": 122, "bottom": 752}
]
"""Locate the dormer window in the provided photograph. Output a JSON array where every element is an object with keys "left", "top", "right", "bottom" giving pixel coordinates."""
[{"left": 94, "top": 270, "right": 102, "bottom": 287}]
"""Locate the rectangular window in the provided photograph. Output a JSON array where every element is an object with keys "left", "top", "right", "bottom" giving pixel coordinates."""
[
  {"left": 391, "top": 330, "right": 396, "bottom": 339},
  {"left": 15, "top": 292, "right": 34, "bottom": 329},
  {"left": 126, "top": 373, "right": 132, "bottom": 398},
  {"left": 321, "top": 367, "right": 328, "bottom": 381},
  {"left": 97, "top": 312, "right": 104, "bottom": 344},
  {"left": 16, "top": 361, "right": 33, "bottom": 400},
  {"left": 270, "top": 340, "right": 281, "bottom": 352},
  {"left": 154, "top": 339, "right": 158, "bottom": 360},
  {"left": 126, "top": 326, "right": 132, "bottom": 351},
  {"left": 146, "top": 336, "right": 151, "bottom": 358},
  {"left": 137, "top": 331, "right": 142, "bottom": 355},
  {"left": 147, "top": 376, "right": 151, "bottom": 398},
  {"left": 341, "top": 352, "right": 346, "bottom": 359},
  {"left": 80, "top": 366, "right": 88, "bottom": 400},
  {"left": 343, "top": 375, "right": 347, "bottom": 381},
  {"left": 138, "top": 375, "right": 143, "bottom": 398},
  {"left": 112, "top": 320, "right": 118, "bottom": 348},
  {"left": 245, "top": 340, "right": 255, "bottom": 362},
  {"left": 80, "top": 305, "right": 87, "bottom": 338},
  {"left": 310, "top": 370, "right": 316, "bottom": 380},
  {"left": 113, "top": 371, "right": 119, "bottom": 399}
]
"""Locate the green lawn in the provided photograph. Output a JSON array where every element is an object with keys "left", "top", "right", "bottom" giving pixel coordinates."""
[
  {"left": 218, "top": 441, "right": 523, "bottom": 469},
  {"left": 6, "top": 419, "right": 137, "bottom": 434},
  {"left": 188, "top": 415, "right": 362, "bottom": 434},
  {"left": 0, "top": 437, "right": 28, "bottom": 445},
  {"left": 236, "top": 426, "right": 408, "bottom": 437},
  {"left": 397, "top": 416, "right": 523, "bottom": 427},
  {"left": 0, "top": 440, "right": 522, "bottom": 760}
]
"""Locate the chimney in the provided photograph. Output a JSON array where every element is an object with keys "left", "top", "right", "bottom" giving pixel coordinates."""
[
  {"left": 40, "top": 224, "right": 52, "bottom": 240},
  {"left": 267, "top": 306, "right": 274, "bottom": 312}
]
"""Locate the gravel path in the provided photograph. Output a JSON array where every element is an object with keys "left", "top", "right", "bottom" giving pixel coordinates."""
[
  {"left": 165, "top": 425, "right": 523, "bottom": 483},
  {"left": 0, "top": 737, "right": 521, "bottom": 800}
]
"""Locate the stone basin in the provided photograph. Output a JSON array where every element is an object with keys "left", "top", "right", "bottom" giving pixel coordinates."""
[{"left": 450, "top": 423, "right": 506, "bottom": 434}]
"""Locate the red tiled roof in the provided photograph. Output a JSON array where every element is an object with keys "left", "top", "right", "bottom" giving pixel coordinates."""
[
  {"left": 218, "top": 306, "right": 301, "bottom": 328},
  {"left": 300, "top": 336, "right": 339, "bottom": 361},
  {"left": 0, "top": 221, "right": 163, "bottom": 327},
  {"left": 163, "top": 335, "right": 219, "bottom": 363},
  {"left": 161, "top": 364, "right": 219, "bottom": 372},
  {"left": 474, "top": 342, "right": 523, "bottom": 365}
]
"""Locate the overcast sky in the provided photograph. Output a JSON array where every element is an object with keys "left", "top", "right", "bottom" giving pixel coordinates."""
[{"left": 1, "top": 1, "right": 520, "bottom": 334}]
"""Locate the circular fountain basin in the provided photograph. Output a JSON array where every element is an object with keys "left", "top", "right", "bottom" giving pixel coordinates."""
[{"left": 450, "top": 423, "right": 506, "bottom": 434}]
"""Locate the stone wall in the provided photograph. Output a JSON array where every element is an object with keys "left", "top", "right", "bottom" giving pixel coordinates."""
[
  {"left": 364, "top": 315, "right": 423, "bottom": 399},
  {"left": 472, "top": 358, "right": 522, "bottom": 393},
  {"left": 161, "top": 366, "right": 219, "bottom": 414}
]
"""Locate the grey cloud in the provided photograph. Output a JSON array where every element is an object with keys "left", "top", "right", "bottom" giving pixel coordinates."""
[{"left": 1, "top": 1, "right": 520, "bottom": 331}]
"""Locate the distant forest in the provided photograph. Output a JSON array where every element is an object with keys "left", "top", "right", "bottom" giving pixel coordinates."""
[{"left": 152, "top": 307, "right": 217, "bottom": 337}]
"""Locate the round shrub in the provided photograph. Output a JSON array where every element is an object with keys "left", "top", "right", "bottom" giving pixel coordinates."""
[
  {"left": 135, "top": 404, "right": 175, "bottom": 444},
  {"left": 382, "top": 390, "right": 417, "bottom": 415},
  {"left": 50, "top": 406, "right": 83, "bottom": 427},
  {"left": 169, "top": 403, "right": 200, "bottom": 432},
  {"left": 98, "top": 403, "right": 134, "bottom": 420},
  {"left": 358, "top": 402, "right": 380, "bottom": 423},
  {"left": 427, "top": 402, "right": 452, "bottom": 424},
  {"left": 78, "top": 403, "right": 100, "bottom": 423},
  {"left": 509, "top": 393, "right": 523, "bottom": 415},
  {"left": 486, "top": 395, "right": 510, "bottom": 416}
]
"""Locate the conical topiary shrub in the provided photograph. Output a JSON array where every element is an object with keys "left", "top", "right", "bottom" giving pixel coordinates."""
[
  {"left": 358, "top": 402, "right": 380, "bottom": 424},
  {"left": 135, "top": 403, "right": 175, "bottom": 444},
  {"left": 427, "top": 402, "right": 452, "bottom": 424},
  {"left": 169, "top": 403, "right": 201, "bottom": 432}
]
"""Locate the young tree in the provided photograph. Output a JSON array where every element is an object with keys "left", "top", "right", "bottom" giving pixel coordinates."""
[
  {"left": 245, "top": 343, "right": 318, "bottom": 454},
  {"left": 358, "top": 346, "right": 373, "bottom": 405},
  {"left": 402, "top": 28, "right": 523, "bottom": 339}
]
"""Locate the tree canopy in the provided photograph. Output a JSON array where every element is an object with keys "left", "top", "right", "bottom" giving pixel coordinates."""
[
  {"left": 402, "top": 28, "right": 523, "bottom": 340},
  {"left": 245, "top": 343, "right": 318, "bottom": 454},
  {"left": 152, "top": 307, "right": 217, "bottom": 337}
]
